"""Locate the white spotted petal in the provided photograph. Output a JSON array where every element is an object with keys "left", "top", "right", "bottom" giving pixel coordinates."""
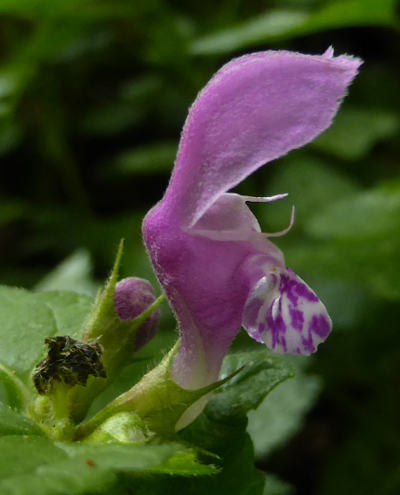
[{"left": 243, "top": 268, "right": 332, "bottom": 355}]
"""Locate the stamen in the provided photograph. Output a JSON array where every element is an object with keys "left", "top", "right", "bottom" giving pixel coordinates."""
[
  {"left": 241, "top": 193, "right": 288, "bottom": 203},
  {"left": 264, "top": 206, "right": 295, "bottom": 238}
]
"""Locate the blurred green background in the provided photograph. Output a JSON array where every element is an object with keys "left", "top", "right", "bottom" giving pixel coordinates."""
[{"left": 0, "top": 0, "right": 399, "bottom": 493}]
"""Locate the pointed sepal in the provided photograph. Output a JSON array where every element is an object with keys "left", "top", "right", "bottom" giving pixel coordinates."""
[
  {"left": 70, "top": 241, "right": 163, "bottom": 421},
  {"left": 76, "top": 341, "right": 241, "bottom": 439}
]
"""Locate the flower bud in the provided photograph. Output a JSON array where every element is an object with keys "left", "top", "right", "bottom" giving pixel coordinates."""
[
  {"left": 70, "top": 242, "right": 163, "bottom": 422},
  {"left": 114, "top": 277, "right": 160, "bottom": 350}
]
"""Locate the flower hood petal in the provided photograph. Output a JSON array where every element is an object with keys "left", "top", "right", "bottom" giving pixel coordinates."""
[{"left": 162, "top": 49, "right": 362, "bottom": 228}]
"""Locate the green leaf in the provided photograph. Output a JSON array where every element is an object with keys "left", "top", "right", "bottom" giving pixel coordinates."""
[
  {"left": 77, "top": 342, "right": 241, "bottom": 439},
  {"left": 86, "top": 329, "right": 176, "bottom": 419},
  {"left": 247, "top": 366, "right": 321, "bottom": 457},
  {"left": 306, "top": 183, "right": 400, "bottom": 241},
  {"left": 0, "top": 0, "right": 140, "bottom": 20},
  {"left": 312, "top": 107, "right": 399, "bottom": 160},
  {"left": 164, "top": 350, "right": 294, "bottom": 495},
  {"left": 191, "top": 0, "right": 397, "bottom": 55},
  {"left": 33, "top": 291, "right": 94, "bottom": 340},
  {"left": 0, "top": 435, "right": 213, "bottom": 495},
  {"left": 0, "top": 66, "right": 32, "bottom": 101},
  {"left": 264, "top": 154, "right": 359, "bottom": 231},
  {"left": 191, "top": 10, "right": 309, "bottom": 55},
  {"left": 283, "top": 237, "right": 400, "bottom": 301},
  {"left": 35, "top": 250, "right": 97, "bottom": 296},
  {"left": 80, "top": 102, "right": 141, "bottom": 136},
  {"left": 0, "top": 122, "right": 21, "bottom": 155},
  {"left": 0, "top": 402, "right": 43, "bottom": 436},
  {"left": 306, "top": 278, "right": 368, "bottom": 330},
  {"left": 176, "top": 424, "right": 266, "bottom": 495},
  {"left": 0, "top": 287, "right": 93, "bottom": 382},
  {"left": 263, "top": 474, "right": 295, "bottom": 495},
  {"left": 111, "top": 141, "right": 177, "bottom": 176},
  {"left": 208, "top": 350, "right": 295, "bottom": 422},
  {"left": 0, "top": 199, "right": 28, "bottom": 226}
]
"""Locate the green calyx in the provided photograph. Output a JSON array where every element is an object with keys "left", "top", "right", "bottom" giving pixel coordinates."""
[
  {"left": 76, "top": 342, "right": 241, "bottom": 441},
  {"left": 23, "top": 242, "right": 239, "bottom": 444},
  {"left": 27, "top": 241, "right": 164, "bottom": 441},
  {"left": 69, "top": 240, "right": 164, "bottom": 422}
]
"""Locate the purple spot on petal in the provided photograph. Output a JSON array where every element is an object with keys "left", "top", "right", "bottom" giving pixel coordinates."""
[
  {"left": 289, "top": 306, "right": 304, "bottom": 331},
  {"left": 309, "top": 314, "right": 331, "bottom": 338},
  {"left": 267, "top": 299, "right": 287, "bottom": 349},
  {"left": 301, "top": 335, "right": 316, "bottom": 353},
  {"left": 258, "top": 322, "right": 266, "bottom": 333},
  {"left": 300, "top": 314, "right": 330, "bottom": 354},
  {"left": 280, "top": 269, "right": 319, "bottom": 307},
  {"left": 280, "top": 335, "right": 287, "bottom": 352},
  {"left": 296, "top": 282, "right": 319, "bottom": 303}
]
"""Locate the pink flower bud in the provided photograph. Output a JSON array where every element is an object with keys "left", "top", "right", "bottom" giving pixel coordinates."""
[{"left": 114, "top": 277, "right": 160, "bottom": 350}]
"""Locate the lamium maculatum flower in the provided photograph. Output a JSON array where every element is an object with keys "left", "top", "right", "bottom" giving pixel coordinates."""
[{"left": 143, "top": 49, "right": 361, "bottom": 390}]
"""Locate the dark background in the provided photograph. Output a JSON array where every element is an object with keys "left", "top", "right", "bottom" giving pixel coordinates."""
[{"left": 1, "top": 0, "right": 400, "bottom": 493}]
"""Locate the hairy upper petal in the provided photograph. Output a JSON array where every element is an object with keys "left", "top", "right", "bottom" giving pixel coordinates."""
[{"left": 163, "top": 49, "right": 362, "bottom": 227}]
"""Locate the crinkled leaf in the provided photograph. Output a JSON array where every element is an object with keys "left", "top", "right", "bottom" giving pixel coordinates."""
[
  {"left": 0, "top": 402, "right": 43, "bottom": 436},
  {"left": 208, "top": 350, "right": 294, "bottom": 422},
  {"left": 162, "top": 350, "right": 294, "bottom": 495},
  {"left": 0, "top": 436, "right": 213, "bottom": 495},
  {"left": 0, "top": 287, "right": 93, "bottom": 382},
  {"left": 177, "top": 423, "right": 266, "bottom": 495}
]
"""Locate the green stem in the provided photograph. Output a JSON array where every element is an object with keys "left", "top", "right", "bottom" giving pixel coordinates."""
[
  {"left": 75, "top": 340, "right": 241, "bottom": 440},
  {"left": 30, "top": 383, "right": 75, "bottom": 441}
]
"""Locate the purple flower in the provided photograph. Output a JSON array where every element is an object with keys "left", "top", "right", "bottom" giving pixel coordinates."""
[
  {"left": 143, "top": 49, "right": 361, "bottom": 389},
  {"left": 114, "top": 277, "right": 160, "bottom": 350}
]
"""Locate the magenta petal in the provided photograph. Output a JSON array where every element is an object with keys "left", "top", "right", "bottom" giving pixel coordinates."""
[
  {"left": 143, "top": 195, "right": 284, "bottom": 389},
  {"left": 163, "top": 50, "right": 362, "bottom": 227},
  {"left": 144, "top": 216, "right": 250, "bottom": 388}
]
